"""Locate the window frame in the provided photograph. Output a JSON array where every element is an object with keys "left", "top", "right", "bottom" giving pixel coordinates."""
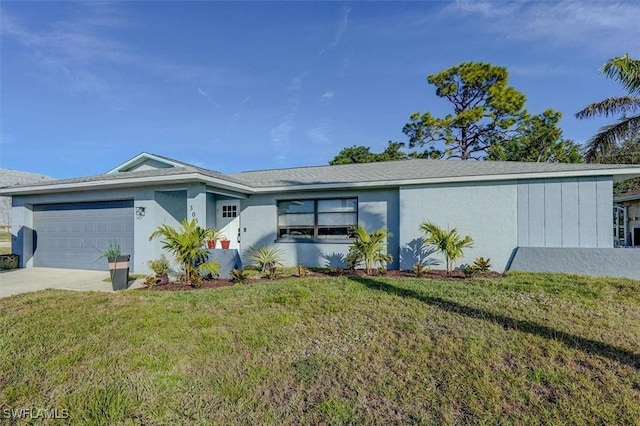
[{"left": 276, "top": 197, "right": 358, "bottom": 242}]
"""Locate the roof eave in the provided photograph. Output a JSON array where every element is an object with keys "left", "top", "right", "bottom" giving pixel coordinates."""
[
  {"left": 2, "top": 166, "right": 639, "bottom": 196},
  {"left": 0, "top": 173, "right": 255, "bottom": 196},
  {"left": 248, "top": 168, "right": 640, "bottom": 193}
]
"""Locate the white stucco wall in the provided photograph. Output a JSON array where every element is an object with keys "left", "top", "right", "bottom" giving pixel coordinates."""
[
  {"left": 399, "top": 181, "right": 518, "bottom": 272},
  {"left": 240, "top": 188, "right": 399, "bottom": 269}
]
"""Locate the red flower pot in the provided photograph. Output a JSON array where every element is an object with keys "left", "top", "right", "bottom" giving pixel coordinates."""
[
  {"left": 207, "top": 240, "right": 217, "bottom": 249},
  {"left": 221, "top": 240, "right": 231, "bottom": 249}
]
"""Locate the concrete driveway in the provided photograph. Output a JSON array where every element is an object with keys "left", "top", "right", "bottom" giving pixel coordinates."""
[{"left": 0, "top": 267, "right": 141, "bottom": 298}]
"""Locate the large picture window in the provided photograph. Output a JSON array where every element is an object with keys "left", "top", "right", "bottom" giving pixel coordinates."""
[{"left": 278, "top": 198, "right": 357, "bottom": 240}]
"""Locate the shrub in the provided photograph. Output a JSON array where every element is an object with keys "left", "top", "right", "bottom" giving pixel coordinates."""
[
  {"left": 247, "top": 246, "right": 284, "bottom": 272},
  {"left": 412, "top": 262, "right": 429, "bottom": 277},
  {"left": 346, "top": 226, "right": 392, "bottom": 275},
  {"left": 230, "top": 268, "right": 248, "bottom": 283},
  {"left": 148, "top": 255, "right": 170, "bottom": 275},
  {"left": 143, "top": 275, "right": 157, "bottom": 287},
  {"left": 98, "top": 241, "right": 121, "bottom": 260},
  {"left": 149, "top": 219, "right": 220, "bottom": 286},
  {"left": 473, "top": 257, "right": 492, "bottom": 273},
  {"left": 420, "top": 221, "right": 473, "bottom": 275},
  {"left": 297, "top": 266, "right": 309, "bottom": 277},
  {"left": 463, "top": 264, "right": 477, "bottom": 278},
  {"left": 266, "top": 266, "right": 278, "bottom": 280}
]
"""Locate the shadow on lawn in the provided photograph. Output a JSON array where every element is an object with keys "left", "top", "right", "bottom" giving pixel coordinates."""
[{"left": 350, "top": 276, "right": 640, "bottom": 369}]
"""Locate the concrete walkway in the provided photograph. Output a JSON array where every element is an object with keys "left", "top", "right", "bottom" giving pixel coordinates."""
[{"left": 0, "top": 267, "right": 143, "bottom": 298}]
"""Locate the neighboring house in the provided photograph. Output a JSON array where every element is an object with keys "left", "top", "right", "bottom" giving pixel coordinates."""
[
  {"left": 0, "top": 169, "right": 52, "bottom": 229},
  {"left": 614, "top": 189, "right": 640, "bottom": 247},
  {"left": 1, "top": 152, "right": 640, "bottom": 279}
]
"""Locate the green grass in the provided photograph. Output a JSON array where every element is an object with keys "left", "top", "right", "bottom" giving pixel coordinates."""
[
  {"left": 0, "top": 231, "right": 10, "bottom": 255},
  {"left": 1, "top": 272, "right": 639, "bottom": 424}
]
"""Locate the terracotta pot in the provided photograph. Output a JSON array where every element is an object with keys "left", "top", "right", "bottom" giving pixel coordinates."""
[
  {"left": 207, "top": 240, "right": 217, "bottom": 249},
  {"left": 221, "top": 240, "right": 231, "bottom": 249}
]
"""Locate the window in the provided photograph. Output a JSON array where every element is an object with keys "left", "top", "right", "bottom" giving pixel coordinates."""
[
  {"left": 278, "top": 198, "right": 357, "bottom": 240},
  {"left": 222, "top": 205, "right": 237, "bottom": 218},
  {"left": 613, "top": 205, "right": 626, "bottom": 247}
]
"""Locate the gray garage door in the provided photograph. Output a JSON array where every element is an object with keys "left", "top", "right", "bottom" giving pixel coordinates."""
[{"left": 33, "top": 200, "right": 134, "bottom": 270}]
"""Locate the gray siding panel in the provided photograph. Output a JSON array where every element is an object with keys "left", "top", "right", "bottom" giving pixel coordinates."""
[
  {"left": 517, "top": 176, "right": 613, "bottom": 249},
  {"left": 528, "top": 181, "right": 545, "bottom": 246},
  {"left": 596, "top": 177, "right": 613, "bottom": 247},
  {"left": 578, "top": 178, "right": 597, "bottom": 247},
  {"left": 517, "top": 184, "right": 529, "bottom": 246},
  {"left": 561, "top": 179, "right": 579, "bottom": 246},
  {"left": 544, "top": 179, "right": 562, "bottom": 247}
]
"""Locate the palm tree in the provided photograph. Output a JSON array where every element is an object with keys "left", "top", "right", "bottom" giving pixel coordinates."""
[
  {"left": 420, "top": 221, "right": 473, "bottom": 275},
  {"left": 576, "top": 54, "right": 640, "bottom": 162},
  {"left": 346, "top": 226, "right": 392, "bottom": 275},
  {"left": 149, "top": 218, "right": 219, "bottom": 285}
]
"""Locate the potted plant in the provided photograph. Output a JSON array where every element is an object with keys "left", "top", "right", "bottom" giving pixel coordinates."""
[
  {"left": 205, "top": 228, "right": 223, "bottom": 249},
  {"left": 100, "top": 241, "right": 130, "bottom": 291},
  {"left": 220, "top": 237, "right": 231, "bottom": 249},
  {"left": 148, "top": 255, "right": 170, "bottom": 285}
]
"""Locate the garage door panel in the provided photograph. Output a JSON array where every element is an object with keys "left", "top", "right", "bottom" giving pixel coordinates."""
[
  {"left": 96, "top": 222, "right": 110, "bottom": 233},
  {"left": 33, "top": 200, "right": 134, "bottom": 271}
]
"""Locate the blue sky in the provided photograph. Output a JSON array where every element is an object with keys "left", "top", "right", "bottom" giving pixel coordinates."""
[{"left": 1, "top": 1, "right": 639, "bottom": 178}]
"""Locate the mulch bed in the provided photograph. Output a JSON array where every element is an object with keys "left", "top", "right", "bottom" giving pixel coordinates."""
[{"left": 142, "top": 269, "right": 502, "bottom": 291}]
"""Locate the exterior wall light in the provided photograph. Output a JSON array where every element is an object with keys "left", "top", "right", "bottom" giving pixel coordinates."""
[{"left": 136, "top": 206, "right": 146, "bottom": 219}]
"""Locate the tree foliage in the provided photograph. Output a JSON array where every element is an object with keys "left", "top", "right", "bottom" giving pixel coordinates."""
[
  {"left": 576, "top": 53, "right": 640, "bottom": 162},
  {"left": 420, "top": 221, "right": 473, "bottom": 275},
  {"left": 149, "top": 219, "right": 220, "bottom": 286},
  {"left": 592, "top": 134, "right": 640, "bottom": 194},
  {"left": 487, "top": 110, "right": 583, "bottom": 163},
  {"left": 346, "top": 226, "right": 392, "bottom": 275},
  {"left": 329, "top": 142, "right": 408, "bottom": 165},
  {"left": 402, "top": 62, "right": 528, "bottom": 160}
]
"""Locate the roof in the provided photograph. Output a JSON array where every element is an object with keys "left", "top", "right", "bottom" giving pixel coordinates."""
[
  {"left": 0, "top": 169, "right": 52, "bottom": 188},
  {"left": 614, "top": 188, "right": 640, "bottom": 202},
  {"left": 227, "top": 159, "right": 640, "bottom": 188},
  {"left": 2, "top": 152, "right": 640, "bottom": 196}
]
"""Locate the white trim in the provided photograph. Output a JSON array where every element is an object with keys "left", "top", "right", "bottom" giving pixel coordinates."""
[
  {"left": 106, "top": 152, "right": 184, "bottom": 174},
  {"left": 206, "top": 188, "right": 248, "bottom": 199}
]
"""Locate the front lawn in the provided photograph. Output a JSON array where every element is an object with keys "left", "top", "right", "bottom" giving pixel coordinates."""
[{"left": 1, "top": 272, "right": 639, "bottom": 424}]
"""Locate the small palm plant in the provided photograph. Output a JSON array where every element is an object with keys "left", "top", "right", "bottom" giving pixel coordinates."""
[
  {"left": 247, "top": 246, "right": 284, "bottom": 272},
  {"left": 346, "top": 226, "right": 392, "bottom": 275},
  {"left": 420, "top": 221, "right": 473, "bottom": 275},
  {"left": 149, "top": 219, "right": 220, "bottom": 286}
]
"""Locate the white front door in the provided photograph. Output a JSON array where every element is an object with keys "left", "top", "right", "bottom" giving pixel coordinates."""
[{"left": 217, "top": 200, "right": 241, "bottom": 249}]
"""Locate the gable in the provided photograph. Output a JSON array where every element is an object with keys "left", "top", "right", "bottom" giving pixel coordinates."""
[
  {"left": 125, "top": 158, "right": 176, "bottom": 172},
  {"left": 106, "top": 152, "right": 185, "bottom": 174}
]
